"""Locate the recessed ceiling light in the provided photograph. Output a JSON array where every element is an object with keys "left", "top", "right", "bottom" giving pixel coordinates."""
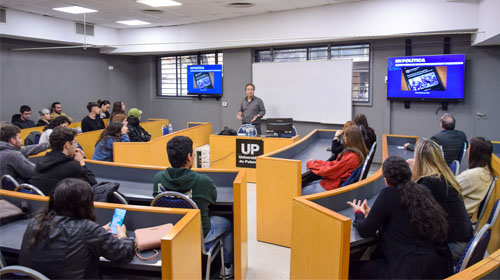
[
  {"left": 116, "top": 20, "right": 151, "bottom": 26},
  {"left": 137, "top": 0, "right": 182, "bottom": 7},
  {"left": 53, "top": 6, "right": 97, "bottom": 14}
]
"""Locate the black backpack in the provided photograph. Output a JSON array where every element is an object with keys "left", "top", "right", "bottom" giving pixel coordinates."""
[
  {"left": 219, "top": 126, "right": 237, "bottom": 136},
  {"left": 24, "top": 131, "right": 41, "bottom": 145}
]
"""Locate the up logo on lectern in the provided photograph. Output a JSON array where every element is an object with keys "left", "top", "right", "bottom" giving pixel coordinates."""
[{"left": 236, "top": 139, "right": 264, "bottom": 168}]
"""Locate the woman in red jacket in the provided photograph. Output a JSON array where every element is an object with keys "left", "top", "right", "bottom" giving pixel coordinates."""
[{"left": 302, "top": 125, "right": 368, "bottom": 195}]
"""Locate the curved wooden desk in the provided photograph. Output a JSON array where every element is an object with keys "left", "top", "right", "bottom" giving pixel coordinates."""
[
  {"left": 113, "top": 122, "right": 211, "bottom": 166},
  {"left": 476, "top": 150, "right": 500, "bottom": 252},
  {"left": 290, "top": 134, "right": 500, "bottom": 279},
  {"left": 493, "top": 141, "right": 500, "bottom": 158},
  {"left": 84, "top": 160, "right": 248, "bottom": 280},
  {"left": 289, "top": 134, "right": 417, "bottom": 278},
  {"left": 209, "top": 134, "right": 300, "bottom": 183},
  {"left": 76, "top": 119, "right": 169, "bottom": 157},
  {"left": 255, "top": 129, "right": 335, "bottom": 247},
  {"left": 0, "top": 189, "right": 202, "bottom": 279}
]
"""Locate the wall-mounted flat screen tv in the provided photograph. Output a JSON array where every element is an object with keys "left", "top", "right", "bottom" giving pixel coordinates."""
[
  {"left": 187, "top": 65, "right": 223, "bottom": 96},
  {"left": 387, "top": 54, "right": 465, "bottom": 101}
]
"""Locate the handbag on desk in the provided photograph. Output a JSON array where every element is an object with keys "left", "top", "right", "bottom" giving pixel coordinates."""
[
  {"left": 134, "top": 223, "right": 174, "bottom": 260},
  {"left": 0, "top": 199, "right": 27, "bottom": 225}
]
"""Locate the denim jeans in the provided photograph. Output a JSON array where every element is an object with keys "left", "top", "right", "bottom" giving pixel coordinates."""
[
  {"left": 204, "top": 216, "right": 233, "bottom": 264},
  {"left": 302, "top": 181, "right": 326, "bottom": 195}
]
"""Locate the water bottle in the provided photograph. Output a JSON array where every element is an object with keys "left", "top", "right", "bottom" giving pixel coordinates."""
[{"left": 168, "top": 124, "right": 173, "bottom": 134}]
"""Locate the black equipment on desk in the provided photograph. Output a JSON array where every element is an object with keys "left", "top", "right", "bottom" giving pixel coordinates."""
[{"left": 266, "top": 118, "right": 293, "bottom": 138}]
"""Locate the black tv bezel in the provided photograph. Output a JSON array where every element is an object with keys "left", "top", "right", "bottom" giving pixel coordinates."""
[{"left": 386, "top": 54, "right": 465, "bottom": 102}]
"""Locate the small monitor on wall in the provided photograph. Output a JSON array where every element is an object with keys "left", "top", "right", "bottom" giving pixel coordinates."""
[
  {"left": 187, "top": 65, "right": 223, "bottom": 96},
  {"left": 266, "top": 118, "right": 293, "bottom": 137},
  {"left": 387, "top": 54, "right": 465, "bottom": 102}
]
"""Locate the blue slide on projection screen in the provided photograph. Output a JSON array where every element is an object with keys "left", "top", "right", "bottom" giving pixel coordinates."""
[
  {"left": 187, "top": 65, "right": 223, "bottom": 95},
  {"left": 387, "top": 54, "right": 465, "bottom": 101}
]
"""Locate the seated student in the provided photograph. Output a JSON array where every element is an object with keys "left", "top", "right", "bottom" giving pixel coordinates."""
[
  {"left": 36, "top": 108, "right": 51, "bottom": 127},
  {"left": 19, "top": 178, "right": 134, "bottom": 279},
  {"left": 50, "top": 101, "right": 73, "bottom": 122},
  {"left": 302, "top": 125, "right": 369, "bottom": 195},
  {"left": 301, "top": 120, "right": 354, "bottom": 186},
  {"left": 410, "top": 139, "right": 473, "bottom": 261},
  {"left": 348, "top": 156, "right": 453, "bottom": 279},
  {"left": 127, "top": 108, "right": 151, "bottom": 142},
  {"left": 404, "top": 113, "right": 467, "bottom": 165},
  {"left": 329, "top": 120, "right": 355, "bottom": 161},
  {"left": 92, "top": 122, "right": 130, "bottom": 162},
  {"left": 111, "top": 113, "right": 128, "bottom": 126},
  {"left": 109, "top": 101, "right": 126, "bottom": 121},
  {"left": 456, "top": 137, "right": 496, "bottom": 218},
  {"left": 153, "top": 136, "right": 234, "bottom": 278},
  {"left": 11, "top": 105, "right": 36, "bottom": 129},
  {"left": 353, "top": 113, "right": 376, "bottom": 150},
  {"left": 0, "top": 124, "right": 49, "bottom": 183},
  {"left": 39, "top": 116, "right": 71, "bottom": 145},
  {"left": 30, "top": 126, "right": 97, "bottom": 195},
  {"left": 97, "top": 99, "right": 111, "bottom": 119},
  {"left": 81, "top": 102, "right": 105, "bottom": 132}
]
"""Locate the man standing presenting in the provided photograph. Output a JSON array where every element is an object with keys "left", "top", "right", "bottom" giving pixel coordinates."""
[{"left": 237, "top": 83, "right": 266, "bottom": 136}]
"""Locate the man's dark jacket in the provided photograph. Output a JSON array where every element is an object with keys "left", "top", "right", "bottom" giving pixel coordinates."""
[
  {"left": 407, "top": 129, "right": 467, "bottom": 165},
  {"left": 30, "top": 151, "right": 97, "bottom": 195},
  {"left": 430, "top": 130, "right": 467, "bottom": 165},
  {"left": 11, "top": 114, "right": 35, "bottom": 129}
]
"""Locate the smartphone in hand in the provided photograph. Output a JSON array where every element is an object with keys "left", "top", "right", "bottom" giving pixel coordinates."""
[{"left": 110, "top": 208, "right": 126, "bottom": 234}]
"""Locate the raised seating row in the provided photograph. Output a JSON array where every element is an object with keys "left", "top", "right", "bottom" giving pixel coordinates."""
[
  {"left": 290, "top": 134, "right": 500, "bottom": 279},
  {"left": 0, "top": 189, "right": 202, "bottom": 279},
  {"left": 113, "top": 122, "right": 211, "bottom": 165},
  {"left": 209, "top": 133, "right": 300, "bottom": 182}
]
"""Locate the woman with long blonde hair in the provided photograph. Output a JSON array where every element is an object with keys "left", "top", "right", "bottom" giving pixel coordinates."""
[
  {"left": 302, "top": 125, "right": 368, "bottom": 195},
  {"left": 412, "top": 139, "right": 473, "bottom": 261}
]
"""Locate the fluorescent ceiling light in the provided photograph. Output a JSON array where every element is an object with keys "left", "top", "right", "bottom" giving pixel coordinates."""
[
  {"left": 117, "top": 20, "right": 151, "bottom": 26},
  {"left": 137, "top": 0, "right": 182, "bottom": 7},
  {"left": 53, "top": 6, "right": 97, "bottom": 14}
]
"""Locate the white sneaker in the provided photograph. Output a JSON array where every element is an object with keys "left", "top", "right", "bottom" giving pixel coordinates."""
[{"left": 219, "top": 263, "right": 233, "bottom": 279}]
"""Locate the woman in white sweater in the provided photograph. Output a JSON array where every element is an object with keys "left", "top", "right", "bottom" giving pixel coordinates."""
[
  {"left": 39, "top": 116, "right": 71, "bottom": 145},
  {"left": 456, "top": 137, "right": 495, "bottom": 218}
]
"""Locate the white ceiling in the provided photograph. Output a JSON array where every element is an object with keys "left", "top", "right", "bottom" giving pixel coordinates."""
[{"left": 0, "top": 0, "right": 361, "bottom": 29}]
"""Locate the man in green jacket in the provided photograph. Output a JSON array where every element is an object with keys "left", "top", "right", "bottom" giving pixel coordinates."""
[{"left": 153, "top": 136, "right": 233, "bottom": 278}]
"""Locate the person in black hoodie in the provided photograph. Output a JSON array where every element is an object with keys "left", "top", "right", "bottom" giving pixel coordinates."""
[
  {"left": 127, "top": 108, "right": 151, "bottom": 142},
  {"left": 11, "top": 105, "right": 36, "bottom": 129},
  {"left": 31, "top": 126, "right": 97, "bottom": 195}
]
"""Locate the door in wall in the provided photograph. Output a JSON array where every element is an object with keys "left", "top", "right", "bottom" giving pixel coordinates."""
[{"left": 471, "top": 47, "right": 500, "bottom": 140}]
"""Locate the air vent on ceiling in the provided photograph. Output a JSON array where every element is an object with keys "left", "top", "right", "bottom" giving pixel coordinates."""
[
  {"left": 141, "top": 9, "right": 164, "bottom": 15},
  {"left": 0, "top": 8, "right": 6, "bottom": 23},
  {"left": 75, "top": 22, "right": 94, "bottom": 36},
  {"left": 227, "top": 2, "right": 254, "bottom": 8}
]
